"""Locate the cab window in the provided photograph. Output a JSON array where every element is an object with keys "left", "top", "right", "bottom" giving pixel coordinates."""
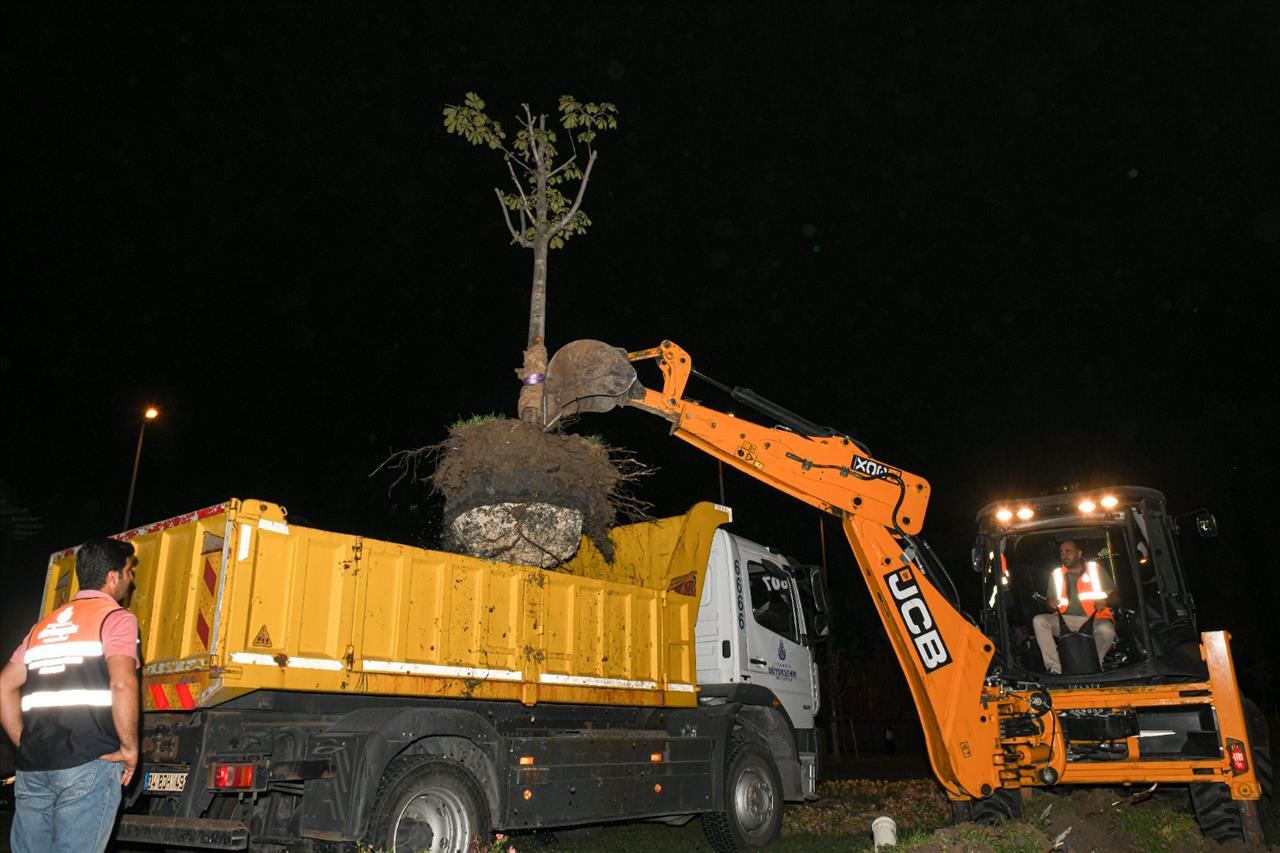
[{"left": 748, "top": 560, "right": 798, "bottom": 643}]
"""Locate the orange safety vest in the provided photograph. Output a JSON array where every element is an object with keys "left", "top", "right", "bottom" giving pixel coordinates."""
[
  {"left": 1051, "top": 562, "right": 1113, "bottom": 620},
  {"left": 17, "top": 596, "right": 124, "bottom": 771}
]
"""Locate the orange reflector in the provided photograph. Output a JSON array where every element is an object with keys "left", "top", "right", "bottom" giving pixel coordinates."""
[
  {"left": 522, "top": 789, "right": 533, "bottom": 800},
  {"left": 654, "top": 783, "right": 663, "bottom": 793},
  {"left": 519, "top": 756, "right": 535, "bottom": 766},
  {"left": 650, "top": 752, "right": 663, "bottom": 763}
]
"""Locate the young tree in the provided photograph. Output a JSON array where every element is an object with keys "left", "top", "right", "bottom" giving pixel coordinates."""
[{"left": 443, "top": 93, "right": 619, "bottom": 422}]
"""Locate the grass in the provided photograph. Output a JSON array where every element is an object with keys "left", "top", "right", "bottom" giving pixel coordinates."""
[
  {"left": 1108, "top": 805, "right": 1206, "bottom": 853},
  {"left": 451, "top": 413, "right": 509, "bottom": 430}
]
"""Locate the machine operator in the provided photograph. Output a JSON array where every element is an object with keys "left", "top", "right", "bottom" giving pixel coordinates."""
[{"left": 1032, "top": 539, "right": 1115, "bottom": 674}]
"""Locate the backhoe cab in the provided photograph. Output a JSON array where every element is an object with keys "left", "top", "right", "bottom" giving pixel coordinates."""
[{"left": 974, "top": 487, "right": 1210, "bottom": 686}]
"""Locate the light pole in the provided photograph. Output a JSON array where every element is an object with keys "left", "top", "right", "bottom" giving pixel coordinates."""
[{"left": 123, "top": 406, "right": 159, "bottom": 530}]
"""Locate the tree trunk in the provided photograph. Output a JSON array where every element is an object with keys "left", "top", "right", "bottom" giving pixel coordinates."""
[{"left": 517, "top": 126, "right": 552, "bottom": 423}]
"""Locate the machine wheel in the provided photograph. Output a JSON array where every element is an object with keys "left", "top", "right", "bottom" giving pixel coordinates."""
[
  {"left": 364, "top": 756, "right": 490, "bottom": 853},
  {"left": 1244, "top": 696, "right": 1274, "bottom": 836},
  {"left": 1190, "top": 697, "right": 1272, "bottom": 845},
  {"left": 951, "top": 788, "right": 1024, "bottom": 825},
  {"left": 702, "top": 739, "right": 784, "bottom": 852}
]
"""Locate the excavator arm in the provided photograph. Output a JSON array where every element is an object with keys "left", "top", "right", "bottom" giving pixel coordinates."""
[{"left": 544, "top": 338, "right": 1067, "bottom": 800}]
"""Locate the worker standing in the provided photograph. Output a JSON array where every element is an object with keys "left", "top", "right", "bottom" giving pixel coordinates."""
[{"left": 0, "top": 537, "right": 141, "bottom": 853}]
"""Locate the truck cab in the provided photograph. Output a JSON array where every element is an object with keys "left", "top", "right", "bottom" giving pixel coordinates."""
[
  {"left": 694, "top": 531, "right": 828, "bottom": 728},
  {"left": 693, "top": 529, "right": 830, "bottom": 796}
]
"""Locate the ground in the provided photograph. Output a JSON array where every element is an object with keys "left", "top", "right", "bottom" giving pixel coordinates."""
[{"left": 0, "top": 762, "right": 1272, "bottom": 851}]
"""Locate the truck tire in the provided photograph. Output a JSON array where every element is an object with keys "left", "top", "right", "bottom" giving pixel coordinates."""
[
  {"left": 702, "top": 739, "right": 784, "bottom": 852},
  {"left": 364, "top": 756, "right": 490, "bottom": 853},
  {"left": 1190, "top": 697, "right": 1271, "bottom": 845},
  {"left": 951, "top": 788, "right": 1023, "bottom": 825}
]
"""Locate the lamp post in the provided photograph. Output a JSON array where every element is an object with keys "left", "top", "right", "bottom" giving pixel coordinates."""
[{"left": 123, "top": 406, "right": 160, "bottom": 530}]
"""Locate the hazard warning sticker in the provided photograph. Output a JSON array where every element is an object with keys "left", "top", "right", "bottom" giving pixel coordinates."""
[{"left": 252, "top": 625, "right": 273, "bottom": 647}]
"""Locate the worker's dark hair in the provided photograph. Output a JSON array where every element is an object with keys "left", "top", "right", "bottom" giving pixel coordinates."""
[{"left": 76, "top": 537, "right": 135, "bottom": 590}]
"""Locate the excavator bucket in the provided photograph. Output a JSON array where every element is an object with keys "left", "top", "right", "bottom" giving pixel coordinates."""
[{"left": 542, "top": 339, "right": 641, "bottom": 426}]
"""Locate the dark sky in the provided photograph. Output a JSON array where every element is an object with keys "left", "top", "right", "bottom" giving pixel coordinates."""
[{"left": 3, "top": 3, "right": 1278, "bottom": 690}]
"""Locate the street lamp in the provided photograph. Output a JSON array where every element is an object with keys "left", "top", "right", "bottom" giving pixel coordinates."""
[{"left": 123, "top": 406, "right": 160, "bottom": 530}]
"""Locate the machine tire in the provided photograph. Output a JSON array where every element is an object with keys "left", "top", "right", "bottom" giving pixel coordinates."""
[
  {"left": 1244, "top": 696, "right": 1273, "bottom": 837},
  {"left": 702, "top": 739, "right": 784, "bottom": 852},
  {"left": 951, "top": 788, "right": 1023, "bottom": 825},
  {"left": 1190, "top": 697, "right": 1272, "bottom": 845},
  {"left": 364, "top": 755, "right": 490, "bottom": 853}
]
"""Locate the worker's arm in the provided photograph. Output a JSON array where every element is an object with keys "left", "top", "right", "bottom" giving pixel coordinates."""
[
  {"left": 0, "top": 658, "right": 26, "bottom": 748},
  {"left": 99, "top": 654, "right": 139, "bottom": 786}
]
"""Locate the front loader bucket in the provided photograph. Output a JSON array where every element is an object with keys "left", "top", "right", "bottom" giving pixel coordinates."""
[{"left": 542, "top": 339, "right": 641, "bottom": 426}]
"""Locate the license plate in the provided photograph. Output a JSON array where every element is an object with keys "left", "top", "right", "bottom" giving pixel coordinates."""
[{"left": 145, "top": 771, "right": 188, "bottom": 793}]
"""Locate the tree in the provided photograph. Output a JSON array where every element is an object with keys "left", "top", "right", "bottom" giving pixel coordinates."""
[{"left": 443, "top": 93, "right": 619, "bottom": 422}]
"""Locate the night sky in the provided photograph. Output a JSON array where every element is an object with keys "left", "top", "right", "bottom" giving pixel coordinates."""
[{"left": 4, "top": 4, "right": 1278, "bottom": 697}]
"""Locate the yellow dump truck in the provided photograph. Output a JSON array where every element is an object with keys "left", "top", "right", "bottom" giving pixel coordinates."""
[{"left": 39, "top": 497, "right": 830, "bottom": 851}]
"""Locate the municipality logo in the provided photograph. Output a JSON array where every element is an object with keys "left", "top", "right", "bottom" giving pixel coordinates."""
[
  {"left": 57, "top": 606, "right": 74, "bottom": 624},
  {"left": 777, "top": 640, "right": 786, "bottom": 661}
]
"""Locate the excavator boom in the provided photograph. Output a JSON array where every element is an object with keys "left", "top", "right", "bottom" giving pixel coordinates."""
[{"left": 544, "top": 338, "right": 1041, "bottom": 799}]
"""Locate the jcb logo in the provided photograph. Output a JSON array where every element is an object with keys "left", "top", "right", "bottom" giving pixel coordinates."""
[{"left": 884, "top": 567, "right": 951, "bottom": 672}]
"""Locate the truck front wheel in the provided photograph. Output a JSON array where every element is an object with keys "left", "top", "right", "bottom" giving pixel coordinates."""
[
  {"left": 365, "top": 757, "right": 490, "bottom": 853},
  {"left": 702, "top": 739, "right": 783, "bottom": 852}
]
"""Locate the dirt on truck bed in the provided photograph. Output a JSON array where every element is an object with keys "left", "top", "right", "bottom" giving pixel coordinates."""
[{"left": 431, "top": 417, "right": 629, "bottom": 562}]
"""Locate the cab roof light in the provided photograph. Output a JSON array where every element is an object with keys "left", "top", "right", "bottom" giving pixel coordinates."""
[
  {"left": 995, "top": 508, "right": 1013, "bottom": 523},
  {"left": 1078, "top": 499, "right": 1097, "bottom": 513},
  {"left": 1100, "top": 495, "right": 1119, "bottom": 509},
  {"left": 1016, "top": 507, "right": 1034, "bottom": 520}
]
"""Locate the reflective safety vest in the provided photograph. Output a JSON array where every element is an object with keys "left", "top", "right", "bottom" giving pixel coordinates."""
[
  {"left": 17, "top": 596, "right": 123, "bottom": 771},
  {"left": 1052, "top": 562, "right": 1113, "bottom": 620}
]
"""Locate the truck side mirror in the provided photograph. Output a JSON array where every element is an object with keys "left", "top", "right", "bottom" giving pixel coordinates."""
[{"left": 791, "top": 564, "right": 831, "bottom": 644}]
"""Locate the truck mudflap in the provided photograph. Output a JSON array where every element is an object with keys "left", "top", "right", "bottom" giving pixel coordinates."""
[{"left": 116, "top": 815, "right": 248, "bottom": 850}]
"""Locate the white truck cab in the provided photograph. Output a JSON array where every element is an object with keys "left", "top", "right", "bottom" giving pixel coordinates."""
[{"left": 694, "top": 526, "right": 830, "bottom": 739}]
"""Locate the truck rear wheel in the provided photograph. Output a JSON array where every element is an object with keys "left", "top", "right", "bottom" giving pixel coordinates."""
[
  {"left": 1190, "top": 697, "right": 1271, "bottom": 845},
  {"left": 364, "top": 757, "right": 490, "bottom": 853},
  {"left": 702, "top": 739, "right": 783, "bottom": 852}
]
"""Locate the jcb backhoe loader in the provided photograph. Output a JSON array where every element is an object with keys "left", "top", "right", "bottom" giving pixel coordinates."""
[{"left": 542, "top": 338, "right": 1271, "bottom": 845}]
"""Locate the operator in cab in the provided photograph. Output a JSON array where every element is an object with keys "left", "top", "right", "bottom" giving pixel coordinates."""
[{"left": 1032, "top": 539, "right": 1116, "bottom": 674}]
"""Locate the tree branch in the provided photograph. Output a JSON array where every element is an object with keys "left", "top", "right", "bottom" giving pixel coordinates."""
[
  {"left": 506, "top": 158, "right": 535, "bottom": 218},
  {"left": 548, "top": 154, "right": 579, "bottom": 178},
  {"left": 494, "top": 188, "right": 530, "bottom": 247},
  {"left": 547, "top": 149, "right": 598, "bottom": 236}
]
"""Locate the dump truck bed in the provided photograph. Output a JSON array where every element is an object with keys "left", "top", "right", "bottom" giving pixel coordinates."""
[{"left": 41, "top": 499, "right": 728, "bottom": 711}]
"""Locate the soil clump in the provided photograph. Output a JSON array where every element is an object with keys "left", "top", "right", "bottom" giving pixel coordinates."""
[{"left": 425, "top": 418, "right": 645, "bottom": 566}]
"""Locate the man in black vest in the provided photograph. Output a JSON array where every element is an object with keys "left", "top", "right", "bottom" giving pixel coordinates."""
[{"left": 1, "top": 537, "right": 140, "bottom": 853}]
